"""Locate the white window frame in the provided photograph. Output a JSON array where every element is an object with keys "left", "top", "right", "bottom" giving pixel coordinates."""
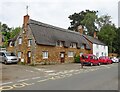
[
  {"left": 18, "top": 51, "right": 21, "bottom": 58},
  {"left": 81, "top": 44, "right": 85, "bottom": 49},
  {"left": 18, "top": 37, "right": 22, "bottom": 45},
  {"left": 56, "top": 41, "right": 64, "bottom": 47},
  {"left": 70, "top": 43, "right": 77, "bottom": 48},
  {"left": 68, "top": 51, "right": 74, "bottom": 57},
  {"left": 42, "top": 51, "right": 48, "bottom": 59},
  {"left": 96, "top": 44, "right": 99, "bottom": 48},
  {"left": 28, "top": 39, "right": 32, "bottom": 47}
]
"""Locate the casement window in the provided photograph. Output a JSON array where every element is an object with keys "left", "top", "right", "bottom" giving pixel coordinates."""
[
  {"left": 56, "top": 41, "right": 64, "bottom": 47},
  {"left": 101, "top": 52, "right": 104, "bottom": 56},
  {"left": 18, "top": 37, "right": 22, "bottom": 44},
  {"left": 68, "top": 51, "right": 74, "bottom": 57},
  {"left": 18, "top": 51, "right": 21, "bottom": 58},
  {"left": 28, "top": 39, "right": 32, "bottom": 46},
  {"left": 96, "top": 44, "right": 99, "bottom": 48},
  {"left": 81, "top": 44, "right": 85, "bottom": 49},
  {"left": 70, "top": 43, "right": 77, "bottom": 48},
  {"left": 42, "top": 51, "right": 48, "bottom": 59},
  {"left": 104, "top": 46, "right": 105, "bottom": 49},
  {"left": 96, "top": 52, "right": 99, "bottom": 57}
]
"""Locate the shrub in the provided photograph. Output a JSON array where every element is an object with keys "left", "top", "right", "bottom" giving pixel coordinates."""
[{"left": 74, "top": 55, "right": 80, "bottom": 63}]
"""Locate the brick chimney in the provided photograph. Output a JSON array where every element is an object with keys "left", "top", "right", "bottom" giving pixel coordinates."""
[
  {"left": 78, "top": 25, "right": 83, "bottom": 35},
  {"left": 23, "top": 14, "right": 29, "bottom": 30}
]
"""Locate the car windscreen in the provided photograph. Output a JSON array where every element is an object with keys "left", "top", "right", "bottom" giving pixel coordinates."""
[
  {"left": 5, "top": 52, "right": 16, "bottom": 56},
  {"left": 82, "top": 55, "right": 88, "bottom": 59}
]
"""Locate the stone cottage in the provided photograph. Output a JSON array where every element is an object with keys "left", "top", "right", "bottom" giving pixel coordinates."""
[{"left": 11, "top": 14, "right": 91, "bottom": 64}]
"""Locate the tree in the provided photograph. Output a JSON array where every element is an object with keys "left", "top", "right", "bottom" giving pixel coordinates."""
[
  {"left": 98, "top": 24, "right": 117, "bottom": 53},
  {"left": 68, "top": 10, "right": 98, "bottom": 36},
  {"left": 112, "top": 28, "right": 120, "bottom": 55},
  {"left": 10, "top": 27, "right": 21, "bottom": 39},
  {"left": 96, "top": 15, "right": 112, "bottom": 30}
]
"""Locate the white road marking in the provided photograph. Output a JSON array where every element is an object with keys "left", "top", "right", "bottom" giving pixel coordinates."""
[
  {"left": 44, "top": 70, "right": 55, "bottom": 73},
  {"left": 26, "top": 70, "right": 34, "bottom": 72},
  {"left": 17, "top": 79, "right": 29, "bottom": 82},
  {"left": 37, "top": 79, "right": 49, "bottom": 82},
  {"left": 0, "top": 82, "right": 13, "bottom": 86},
  {"left": 32, "top": 77, "right": 41, "bottom": 80}
]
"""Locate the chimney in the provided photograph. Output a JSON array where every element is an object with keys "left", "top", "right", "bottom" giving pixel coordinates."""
[
  {"left": 78, "top": 25, "right": 83, "bottom": 35},
  {"left": 23, "top": 14, "right": 29, "bottom": 30},
  {"left": 93, "top": 31, "right": 98, "bottom": 38}
]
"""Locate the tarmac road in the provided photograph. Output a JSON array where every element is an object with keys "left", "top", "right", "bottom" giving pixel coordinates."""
[{"left": 9, "top": 63, "right": 118, "bottom": 90}]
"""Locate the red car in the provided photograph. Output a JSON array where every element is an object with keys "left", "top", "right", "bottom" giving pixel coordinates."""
[
  {"left": 99, "top": 56, "right": 112, "bottom": 64},
  {"left": 80, "top": 54, "right": 100, "bottom": 66}
]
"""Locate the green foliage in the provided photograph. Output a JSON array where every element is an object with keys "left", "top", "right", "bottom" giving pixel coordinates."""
[
  {"left": 112, "top": 28, "right": 120, "bottom": 54},
  {"left": 10, "top": 27, "right": 21, "bottom": 38},
  {"left": 68, "top": 10, "right": 98, "bottom": 36},
  {"left": 98, "top": 24, "right": 117, "bottom": 53},
  {"left": 74, "top": 55, "right": 80, "bottom": 63},
  {"left": 0, "top": 21, "right": 21, "bottom": 47}
]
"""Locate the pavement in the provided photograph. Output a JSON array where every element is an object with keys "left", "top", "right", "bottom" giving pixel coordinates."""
[{"left": 0, "top": 62, "right": 119, "bottom": 90}]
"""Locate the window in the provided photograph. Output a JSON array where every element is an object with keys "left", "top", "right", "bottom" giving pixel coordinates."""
[
  {"left": 18, "top": 37, "right": 22, "bottom": 44},
  {"left": 96, "top": 52, "right": 99, "bottom": 57},
  {"left": 18, "top": 52, "right": 21, "bottom": 58},
  {"left": 80, "top": 52, "right": 83, "bottom": 57},
  {"left": 96, "top": 44, "right": 99, "bottom": 48},
  {"left": 9, "top": 41, "right": 13, "bottom": 47},
  {"left": 104, "top": 46, "right": 105, "bottom": 49},
  {"left": 70, "top": 43, "right": 77, "bottom": 48},
  {"left": 81, "top": 44, "right": 85, "bottom": 49},
  {"left": 42, "top": 51, "right": 48, "bottom": 59},
  {"left": 101, "top": 52, "right": 104, "bottom": 56},
  {"left": 68, "top": 51, "right": 74, "bottom": 57},
  {"left": 56, "top": 41, "right": 64, "bottom": 47},
  {"left": 28, "top": 39, "right": 32, "bottom": 46}
]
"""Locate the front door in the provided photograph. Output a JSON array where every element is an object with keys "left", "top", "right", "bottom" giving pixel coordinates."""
[
  {"left": 60, "top": 52, "right": 65, "bottom": 63},
  {"left": 27, "top": 51, "right": 31, "bottom": 64}
]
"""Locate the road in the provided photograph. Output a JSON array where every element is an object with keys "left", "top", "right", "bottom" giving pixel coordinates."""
[{"left": 0, "top": 63, "right": 119, "bottom": 90}]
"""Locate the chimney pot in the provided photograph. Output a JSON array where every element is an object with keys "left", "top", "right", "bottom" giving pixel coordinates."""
[{"left": 78, "top": 25, "right": 83, "bottom": 35}]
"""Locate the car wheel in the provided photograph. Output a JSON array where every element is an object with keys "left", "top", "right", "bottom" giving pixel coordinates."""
[
  {"left": 98, "top": 63, "right": 101, "bottom": 66},
  {"left": 90, "top": 63, "right": 93, "bottom": 66},
  {"left": 4, "top": 60, "right": 7, "bottom": 65}
]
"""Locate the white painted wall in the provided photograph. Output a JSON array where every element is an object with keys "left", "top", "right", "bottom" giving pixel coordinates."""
[{"left": 93, "top": 43, "right": 108, "bottom": 58}]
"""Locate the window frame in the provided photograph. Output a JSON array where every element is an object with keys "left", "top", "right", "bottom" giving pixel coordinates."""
[
  {"left": 42, "top": 51, "right": 48, "bottom": 59},
  {"left": 68, "top": 51, "right": 74, "bottom": 57}
]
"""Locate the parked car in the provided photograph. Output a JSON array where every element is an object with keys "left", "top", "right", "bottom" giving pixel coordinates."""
[
  {"left": 99, "top": 56, "right": 112, "bottom": 64},
  {"left": 80, "top": 54, "right": 100, "bottom": 66},
  {"left": 0, "top": 51, "right": 19, "bottom": 64},
  {"left": 111, "top": 57, "right": 119, "bottom": 63}
]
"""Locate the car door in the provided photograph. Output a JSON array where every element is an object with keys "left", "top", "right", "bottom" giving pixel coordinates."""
[
  {"left": 0, "top": 52, "right": 2, "bottom": 62},
  {"left": 2, "top": 53, "right": 5, "bottom": 62}
]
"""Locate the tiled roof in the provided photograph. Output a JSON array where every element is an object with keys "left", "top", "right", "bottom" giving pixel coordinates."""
[{"left": 83, "top": 35, "right": 106, "bottom": 45}]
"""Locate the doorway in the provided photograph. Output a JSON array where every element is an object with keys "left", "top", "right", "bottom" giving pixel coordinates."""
[
  {"left": 60, "top": 52, "right": 65, "bottom": 63},
  {"left": 27, "top": 51, "right": 31, "bottom": 64}
]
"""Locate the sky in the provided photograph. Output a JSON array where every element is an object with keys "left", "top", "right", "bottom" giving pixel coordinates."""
[{"left": 0, "top": 0, "right": 119, "bottom": 29}]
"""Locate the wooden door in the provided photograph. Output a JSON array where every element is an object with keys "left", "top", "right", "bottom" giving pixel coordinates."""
[
  {"left": 60, "top": 52, "right": 65, "bottom": 63},
  {"left": 27, "top": 51, "right": 31, "bottom": 64}
]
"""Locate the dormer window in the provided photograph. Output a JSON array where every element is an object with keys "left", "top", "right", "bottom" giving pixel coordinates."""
[
  {"left": 81, "top": 44, "right": 85, "bottom": 49},
  {"left": 28, "top": 39, "right": 32, "bottom": 46},
  {"left": 70, "top": 43, "right": 77, "bottom": 48},
  {"left": 56, "top": 41, "right": 64, "bottom": 47},
  {"left": 18, "top": 37, "right": 22, "bottom": 45}
]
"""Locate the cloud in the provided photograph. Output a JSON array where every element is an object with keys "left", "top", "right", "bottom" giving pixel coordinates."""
[{"left": 0, "top": 0, "right": 119, "bottom": 29}]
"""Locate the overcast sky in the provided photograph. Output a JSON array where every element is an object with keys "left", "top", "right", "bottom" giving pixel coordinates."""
[{"left": 0, "top": 0, "right": 119, "bottom": 29}]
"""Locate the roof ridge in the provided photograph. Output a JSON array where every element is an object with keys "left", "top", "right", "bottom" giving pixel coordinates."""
[{"left": 29, "top": 19, "right": 80, "bottom": 35}]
